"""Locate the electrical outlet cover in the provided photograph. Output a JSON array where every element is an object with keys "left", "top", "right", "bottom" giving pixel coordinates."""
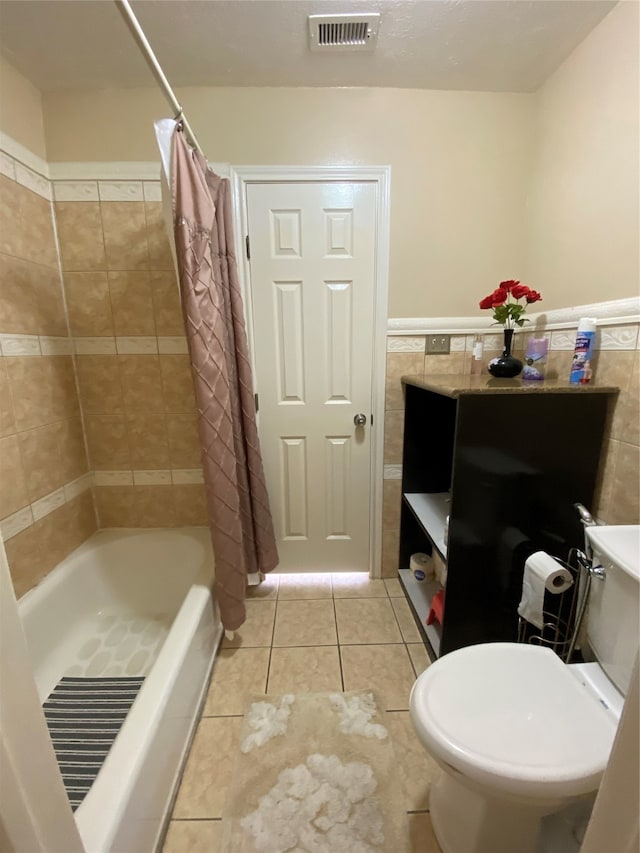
[{"left": 426, "top": 335, "right": 451, "bottom": 354}]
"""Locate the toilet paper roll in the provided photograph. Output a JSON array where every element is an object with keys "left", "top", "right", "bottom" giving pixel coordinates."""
[
  {"left": 517, "top": 551, "right": 573, "bottom": 630},
  {"left": 410, "top": 552, "right": 432, "bottom": 582}
]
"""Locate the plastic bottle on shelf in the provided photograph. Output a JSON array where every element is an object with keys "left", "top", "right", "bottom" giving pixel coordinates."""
[
  {"left": 470, "top": 335, "right": 484, "bottom": 375},
  {"left": 570, "top": 319, "right": 597, "bottom": 384}
]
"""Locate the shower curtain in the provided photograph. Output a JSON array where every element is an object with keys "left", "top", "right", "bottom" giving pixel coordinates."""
[{"left": 169, "top": 126, "right": 278, "bottom": 631}]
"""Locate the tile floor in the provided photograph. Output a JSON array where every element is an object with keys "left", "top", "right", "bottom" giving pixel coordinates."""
[{"left": 162, "top": 573, "right": 443, "bottom": 853}]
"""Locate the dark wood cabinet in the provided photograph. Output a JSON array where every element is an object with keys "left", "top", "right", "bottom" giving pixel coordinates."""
[{"left": 398, "top": 375, "right": 617, "bottom": 660}]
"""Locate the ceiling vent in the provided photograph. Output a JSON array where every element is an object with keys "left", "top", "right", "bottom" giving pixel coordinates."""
[{"left": 308, "top": 13, "right": 380, "bottom": 52}]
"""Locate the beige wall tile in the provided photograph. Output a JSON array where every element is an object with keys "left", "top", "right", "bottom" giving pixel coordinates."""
[
  {"left": 134, "top": 485, "right": 175, "bottom": 526},
  {"left": 19, "top": 417, "right": 88, "bottom": 502},
  {"left": 267, "top": 646, "right": 342, "bottom": 694},
  {"left": 63, "top": 271, "right": 114, "bottom": 336},
  {"left": 383, "top": 409, "right": 405, "bottom": 464},
  {"left": 386, "top": 352, "right": 424, "bottom": 411},
  {"left": 0, "top": 254, "right": 67, "bottom": 336},
  {"left": 5, "top": 491, "right": 96, "bottom": 598},
  {"left": 173, "top": 483, "right": 208, "bottom": 526},
  {"left": 145, "top": 202, "right": 175, "bottom": 271},
  {"left": 0, "top": 360, "right": 16, "bottom": 437},
  {"left": 85, "top": 414, "right": 130, "bottom": 469},
  {"left": 383, "top": 479, "right": 402, "bottom": 531},
  {"left": 593, "top": 350, "right": 634, "bottom": 440},
  {"left": 160, "top": 354, "right": 196, "bottom": 413},
  {"left": 203, "top": 647, "right": 269, "bottom": 716},
  {"left": 126, "top": 412, "right": 170, "bottom": 468},
  {"left": 54, "top": 201, "right": 106, "bottom": 271},
  {"left": 0, "top": 434, "right": 30, "bottom": 518},
  {"left": 6, "top": 356, "right": 79, "bottom": 430},
  {"left": 0, "top": 175, "right": 57, "bottom": 268},
  {"left": 382, "top": 527, "right": 400, "bottom": 578},
  {"left": 95, "top": 485, "right": 136, "bottom": 527},
  {"left": 151, "top": 270, "right": 184, "bottom": 336},
  {"left": 108, "top": 270, "right": 155, "bottom": 335},
  {"left": 167, "top": 413, "right": 202, "bottom": 468},
  {"left": 100, "top": 202, "right": 149, "bottom": 270},
  {"left": 593, "top": 439, "right": 618, "bottom": 522},
  {"left": 609, "top": 442, "right": 639, "bottom": 525},
  {"left": 423, "top": 352, "right": 466, "bottom": 375},
  {"left": 546, "top": 350, "right": 573, "bottom": 381},
  {"left": 75, "top": 354, "right": 124, "bottom": 414},
  {"left": 618, "top": 351, "right": 639, "bottom": 447},
  {"left": 118, "top": 354, "right": 164, "bottom": 412}
]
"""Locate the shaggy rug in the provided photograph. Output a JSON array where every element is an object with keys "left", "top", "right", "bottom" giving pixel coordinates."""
[{"left": 220, "top": 691, "right": 409, "bottom": 853}]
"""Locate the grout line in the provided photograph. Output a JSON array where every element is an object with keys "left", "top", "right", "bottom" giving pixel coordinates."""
[{"left": 170, "top": 817, "right": 223, "bottom": 822}]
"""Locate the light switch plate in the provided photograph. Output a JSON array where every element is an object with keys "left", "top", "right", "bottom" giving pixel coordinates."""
[{"left": 426, "top": 334, "right": 451, "bottom": 354}]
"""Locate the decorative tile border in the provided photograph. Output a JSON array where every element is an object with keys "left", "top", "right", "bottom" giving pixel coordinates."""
[
  {"left": 98, "top": 180, "right": 144, "bottom": 202},
  {"left": 115, "top": 336, "right": 159, "bottom": 355},
  {"left": 53, "top": 180, "right": 99, "bottom": 202},
  {"left": 0, "top": 150, "right": 17, "bottom": 181},
  {"left": 0, "top": 334, "right": 75, "bottom": 357},
  {"left": 143, "top": 182, "right": 162, "bottom": 202},
  {"left": 95, "top": 469, "right": 204, "bottom": 486},
  {"left": 386, "top": 336, "right": 425, "bottom": 353},
  {"left": 0, "top": 473, "right": 93, "bottom": 541},
  {"left": 383, "top": 464, "right": 403, "bottom": 480},
  {"left": 0, "top": 335, "right": 187, "bottom": 358}
]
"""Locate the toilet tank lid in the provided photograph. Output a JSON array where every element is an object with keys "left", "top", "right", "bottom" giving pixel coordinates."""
[{"left": 586, "top": 526, "right": 640, "bottom": 581}]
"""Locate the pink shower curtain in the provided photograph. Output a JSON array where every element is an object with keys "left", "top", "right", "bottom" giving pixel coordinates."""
[{"left": 171, "top": 128, "right": 278, "bottom": 631}]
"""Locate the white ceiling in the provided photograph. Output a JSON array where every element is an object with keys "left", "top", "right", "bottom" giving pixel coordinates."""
[{"left": 0, "top": 0, "right": 617, "bottom": 94}]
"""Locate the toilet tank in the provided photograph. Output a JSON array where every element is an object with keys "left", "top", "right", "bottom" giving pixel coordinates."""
[{"left": 585, "top": 526, "right": 639, "bottom": 695}]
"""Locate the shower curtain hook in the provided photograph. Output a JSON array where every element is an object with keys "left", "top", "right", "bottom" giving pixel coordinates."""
[{"left": 174, "top": 108, "right": 184, "bottom": 129}]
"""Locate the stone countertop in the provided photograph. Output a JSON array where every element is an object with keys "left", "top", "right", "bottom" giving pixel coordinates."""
[{"left": 401, "top": 374, "right": 620, "bottom": 399}]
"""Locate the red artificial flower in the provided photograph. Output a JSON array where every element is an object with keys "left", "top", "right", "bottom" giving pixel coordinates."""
[
  {"left": 490, "top": 287, "right": 508, "bottom": 306},
  {"left": 499, "top": 279, "right": 520, "bottom": 293},
  {"left": 511, "top": 284, "right": 531, "bottom": 299},
  {"left": 479, "top": 295, "right": 494, "bottom": 309},
  {"left": 525, "top": 290, "right": 542, "bottom": 304}
]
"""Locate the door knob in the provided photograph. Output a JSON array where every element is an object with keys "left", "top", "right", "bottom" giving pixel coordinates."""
[{"left": 354, "top": 413, "right": 367, "bottom": 427}]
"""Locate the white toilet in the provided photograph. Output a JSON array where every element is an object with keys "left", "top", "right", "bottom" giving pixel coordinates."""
[{"left": 410, "top": 525, "right": 639, "bottom": 853}]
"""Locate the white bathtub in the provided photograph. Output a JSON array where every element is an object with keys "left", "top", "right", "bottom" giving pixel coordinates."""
[{"left": 18, "top": 528, "right": 221, "bottom": 853}]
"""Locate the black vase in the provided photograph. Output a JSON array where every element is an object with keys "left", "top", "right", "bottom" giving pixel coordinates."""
[{"left": 488, "top": 328, "right": 523, "bottom": 378}]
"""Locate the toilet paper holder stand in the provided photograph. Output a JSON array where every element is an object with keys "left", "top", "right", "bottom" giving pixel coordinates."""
[{"left": 516, "top": 548, "right": 594, "bottom": 663}]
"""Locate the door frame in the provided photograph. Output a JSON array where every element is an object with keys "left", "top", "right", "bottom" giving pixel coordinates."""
[{"left": 231, "top": 166, "right": 391, "bottom": 578}]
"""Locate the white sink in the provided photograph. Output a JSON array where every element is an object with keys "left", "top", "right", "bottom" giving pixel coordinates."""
[{"left": 586, "top": 525, "right": 640, "bottom": 581}]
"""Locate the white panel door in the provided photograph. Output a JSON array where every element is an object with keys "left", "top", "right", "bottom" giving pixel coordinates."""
[{"left": 247, "top": 181, "right": 377, "bottom": 572}]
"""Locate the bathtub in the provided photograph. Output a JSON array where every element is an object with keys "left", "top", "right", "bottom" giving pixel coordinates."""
[{"left": 18, "top": 527, "right": 221, "bottom": 853}]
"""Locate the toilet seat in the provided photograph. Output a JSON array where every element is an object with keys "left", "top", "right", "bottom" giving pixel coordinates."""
[{"left": 410, "top": 643, "right": 618, "bottom": 800}]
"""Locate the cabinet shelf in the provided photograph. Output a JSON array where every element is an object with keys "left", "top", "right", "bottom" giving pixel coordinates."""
[
  {"left": 398, "top": 569, "right": 441, "bottom": 659},
  {"left": 403, "top": 492, "right": 450, "bottom": 558}
]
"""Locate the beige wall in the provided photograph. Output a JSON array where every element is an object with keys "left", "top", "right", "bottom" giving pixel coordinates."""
[
  {"left": 43, "top": 86, "right": 535, "bottom": 319},
  {"left": 0, "top": 169, "right": 96, "bottom": 597},
  {"left": 525, "top": 1, "right": 640, "bottom": 312},
  {"left": 0, "top": 55, "right": 47, "bottom": 160}
]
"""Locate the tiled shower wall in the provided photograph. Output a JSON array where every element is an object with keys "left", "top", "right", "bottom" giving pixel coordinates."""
[
  {"left": 52, "top": 180, "right": 207, "bottom": 529},
  {"left": 0, "top": 164, "right": 96, "bottom": 597},
  {"left": 381, "top": 329, "right": 640, "bottom": 576}
]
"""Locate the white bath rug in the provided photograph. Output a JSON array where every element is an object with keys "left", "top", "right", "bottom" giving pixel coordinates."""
[{"left": 221, "top": 691, "right": 409, "bottom": 853}]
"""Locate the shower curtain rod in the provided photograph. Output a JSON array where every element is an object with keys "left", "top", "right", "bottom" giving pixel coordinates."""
[{"left": 114, "top": 0, "right": 204, "bottom": 155}]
